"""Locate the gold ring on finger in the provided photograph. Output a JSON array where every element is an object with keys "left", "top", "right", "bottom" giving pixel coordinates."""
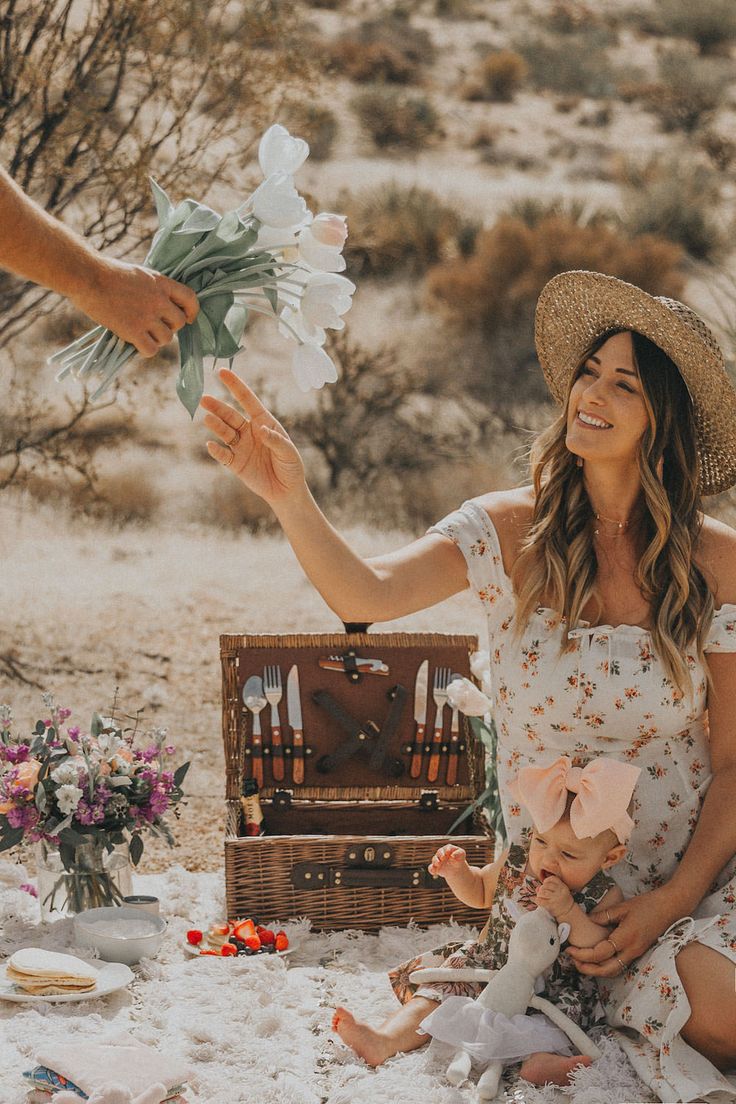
[
  {"left": 616, "top": 955, "right": 626, "bottom": 972},
  {"left": 607, "top": 937, "right": 619, "bottom": 955},
  {"left": 225, "top": 449, "right": 234, "bottom": 467},
  {"left": 231, "top": 429, "right": 241, "bottom": 446},
  {"left": 605, "top": 909, "right": 612, "bottom": 925}
]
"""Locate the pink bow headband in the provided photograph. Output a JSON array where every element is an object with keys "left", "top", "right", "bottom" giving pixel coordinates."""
[{"left": 510, "top": 755, "right": 641, "bottom": 844}]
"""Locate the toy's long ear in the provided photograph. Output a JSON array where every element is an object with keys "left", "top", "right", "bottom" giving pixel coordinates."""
[
  {"left": 557, "top": 922, "right": 571, "bottom": 944},
  {"left": 505, "top": 898, "right": 524, "bottom": 922}
]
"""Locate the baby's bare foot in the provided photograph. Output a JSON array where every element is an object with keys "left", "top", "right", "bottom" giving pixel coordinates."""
[
  {"left": 519, "top": 1052, "right": 592, "bottom": 1086},
  {"left": 332, "top": 1006, "right": 393, "bottom": 1067}
]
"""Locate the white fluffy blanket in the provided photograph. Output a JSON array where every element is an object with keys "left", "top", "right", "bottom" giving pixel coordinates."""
[{"left": 0, "top": 860, "right": 655, "bottom": 1104}]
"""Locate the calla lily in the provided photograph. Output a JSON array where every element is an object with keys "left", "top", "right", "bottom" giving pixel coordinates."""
[
  {"left": 292, "top": 343, "right": 339, "bottom": 392},
  {"left": 258, "top": 123, "right": 309, "bottom": 178},
  {"left": 301, "top": 273, "right": 356, "bottom": 331},
  {"left": 298, "top": 213, "right": 348, "bottom": 271},
  {"left": 446, "top": 677, "right": 494, "bottom": 717},
  {"left": 252, "top": 172, "right": 310, "bottom": 228}
]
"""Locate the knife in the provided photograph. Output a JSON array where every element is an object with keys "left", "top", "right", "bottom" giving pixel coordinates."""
[
  {"left": 409, "top": 659, "right": 429, "bottom": 779},
  {"left": 318, "top": 656, "right": 389, "bottom": 675},
  {"left": 287, "top": 664, "right": 305, "bottom": 784}
]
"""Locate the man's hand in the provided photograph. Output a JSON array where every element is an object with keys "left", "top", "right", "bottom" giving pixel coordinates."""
[
  {"left": 567, "top": 886, "right": 682, "bottom": 978},
  {"left": 72, "top": 258, "right": 199, "bottom": 357},
  {"left": 535, "top": 874, "right": 574, "bottom": 919}
]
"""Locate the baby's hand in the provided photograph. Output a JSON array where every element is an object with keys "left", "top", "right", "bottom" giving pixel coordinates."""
[
  {"left": 428, "top": 844, "right": 467, "bottom": 878},
  {"left": 535, "top": 875, "right": 574, "bottom": 919}
]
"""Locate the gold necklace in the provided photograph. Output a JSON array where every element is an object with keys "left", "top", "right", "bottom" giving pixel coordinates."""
[{"left": 593, "top": 511, "right": 630, "bottom": 537}]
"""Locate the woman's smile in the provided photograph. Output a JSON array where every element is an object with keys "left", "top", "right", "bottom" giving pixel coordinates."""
[{"left": 576, "top": 410, "right": 613, "bottom": 430}]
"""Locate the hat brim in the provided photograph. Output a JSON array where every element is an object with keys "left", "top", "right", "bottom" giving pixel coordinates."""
[{"left": 534, "top": 270, "right": 736, "bottom": 496}]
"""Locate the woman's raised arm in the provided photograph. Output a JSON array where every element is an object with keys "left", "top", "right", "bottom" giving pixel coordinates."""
[{"left": 201, "top": 368, "right": 469, "bottom": 623}]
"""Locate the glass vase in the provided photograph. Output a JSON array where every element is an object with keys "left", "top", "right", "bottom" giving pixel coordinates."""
[{"left": 36, "top": 837, "right": 132, "bottom": 920}]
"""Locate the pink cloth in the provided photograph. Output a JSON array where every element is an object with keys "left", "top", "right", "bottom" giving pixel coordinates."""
[
  {"left": 510, "top": 754, "right": 640, "bottom": 843},
  {"left": 36, "top": 1032, "right": 189, "bottom": 1104}
]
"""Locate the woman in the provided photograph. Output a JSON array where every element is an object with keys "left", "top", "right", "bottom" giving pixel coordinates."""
[{"left": 201, "top": 270, "right": 736, "bottom": 1102}]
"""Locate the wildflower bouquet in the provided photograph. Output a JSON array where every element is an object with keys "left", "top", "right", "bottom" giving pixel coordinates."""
[
  {"left": 50, "top": 125, "right": 355, "bottom": 416},
  {"left": 0, "top": 697, "right": 189, "bottom": 914}
]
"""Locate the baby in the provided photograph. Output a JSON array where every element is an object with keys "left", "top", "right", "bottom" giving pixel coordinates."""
[{"left": 333, "top": 754, "right": 640, "bottom": 1088}]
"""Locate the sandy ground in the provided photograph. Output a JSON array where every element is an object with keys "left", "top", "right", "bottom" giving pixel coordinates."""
[{"left": 0, "top": 497, "right": 482, "bottom": 874}]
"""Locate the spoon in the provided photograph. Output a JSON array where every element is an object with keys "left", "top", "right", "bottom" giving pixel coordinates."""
[{"left": 243, "top": 675, "right": 267, "bottom": 788}]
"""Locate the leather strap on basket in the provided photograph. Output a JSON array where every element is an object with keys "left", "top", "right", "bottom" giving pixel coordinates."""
[{"left": 292, "top": 861, "right": 441, "bottom": 891}]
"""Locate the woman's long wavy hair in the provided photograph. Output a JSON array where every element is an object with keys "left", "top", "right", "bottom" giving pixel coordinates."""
[{"left": 511, "top": 329, "right": 713, "bottom": 693}]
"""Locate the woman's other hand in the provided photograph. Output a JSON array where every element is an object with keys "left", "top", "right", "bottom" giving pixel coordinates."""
[
  {"left": 428, "top": 844, "right": 468, "bottom": 878},
  {"left": 567, "top": 886, "right": 682, "bottom": 977},
  {"left": 201, "top": 368, "right": 305, "bottom": 504}
]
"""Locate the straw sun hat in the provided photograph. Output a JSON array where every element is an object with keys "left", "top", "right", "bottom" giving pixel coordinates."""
[{"left": 534, "top": 270, "right": 736, "bottom": 496}]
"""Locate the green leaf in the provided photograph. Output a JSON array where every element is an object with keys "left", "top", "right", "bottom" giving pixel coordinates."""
[
  {"left": 59, "top": 825, "right": 85, "bottom": 847},
  {"left": 177, "top": 203, "right": 220, "bottom": 235},
  {"left": 176, "top": 323, "right": 204, "bottom": 418},
  {"left": 195, "top": 310, "right": 218, "bottom": 358},
  {"left": 0, "top": 827, "right": 24, "bottom": 852},
  {"left": 59, "top": 841, "right": 77, "bottom": 871},
  {"left": 263, "top": 286, "right": 278, "bottom": 313},
  {"left": 173, "top": 762, "right": 190, "bottom": 788},
  {"left": 35, "top": 721, "right": 45, "bottom": 735},
  {"left": 35, "top": 786, "right": 48, "bottom": 815},
  {"left": 129, "top": 833, "right": 144, "bottom": 866},
  {"left": 91, "top": 712, "right": 104, "bottom": 737},
  {"left": 224, "top": 303, "right": 248, "bottom": 346},
  {"left": 150, "top": 178, "right": 173, "bottom": 226}
]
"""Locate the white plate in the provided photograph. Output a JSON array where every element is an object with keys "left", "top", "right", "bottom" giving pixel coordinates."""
[
  {"left": 183, "top": 939, "right": 290, "bottom": 958},
  {"left": 0, "top": 960, "right": 133, "bottom": 1003}
]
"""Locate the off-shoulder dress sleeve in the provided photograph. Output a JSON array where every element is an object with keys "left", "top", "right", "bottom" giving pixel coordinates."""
[
  {"left": 704, "top": 604, "right": 736, "bottom": 652},
  {"left": 427, "top": 500, "right": 513, "bottom": 612}
]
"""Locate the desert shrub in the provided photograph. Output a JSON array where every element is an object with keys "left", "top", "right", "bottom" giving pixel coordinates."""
[
  {"left": 291, "top": 333, "right": 470, "bottom": 509},
  {"left": 86, "top": 466, "right": 162, "bottom": 524},
  {"left": 342, "top": 182, "right": 477, "bottom": 277},
  {"left": 642, "top": 49, "right": 729, "bottom": 133},
  {"left": 649, "top": 0, "right": 736, "bottom": 55},
  {"left": 514, "top": 26, "right": 619, "bottom": 97},
  {"left": 618, "top": 160, "right": 726, "bottom": 261},
  {"left": 543, "top": 1, "right": 602, "bottom": 33},
  {"left": 329, "top": 39, "right": 418, "bottom": 83},
  {"left": 426, "top": 214, "right": 685, "bottom": 339},
  {"left": 700, "top": 131, "right": 736, "bottom": 173},
  {"left": 191, "top": 468, "right": 275, "bottom": 532},
  {"left": 286, "top": 103, "right": 338, "bottom": 161},
  {"left": 434, "top": 0, "right": 477, "bottom": 16},
  {"left": 350, "top": 87, "right": 439, "bottom": 148},
  {"left": 462, "top": 50, "right": 528, "bottom": 103}
]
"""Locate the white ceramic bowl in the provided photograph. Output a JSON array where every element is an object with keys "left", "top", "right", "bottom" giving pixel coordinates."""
[{"left": 73, "top": 906, "right": 167, "bottom": 966}]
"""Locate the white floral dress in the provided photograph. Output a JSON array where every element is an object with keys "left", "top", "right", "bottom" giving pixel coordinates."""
[{"left": 429, "top": 500, "right": 736, "bottom": 1104}]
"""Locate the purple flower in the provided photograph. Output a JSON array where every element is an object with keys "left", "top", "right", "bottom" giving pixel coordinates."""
[
  {"left": 67, "top": 726, "right": 80, "bottom": 741},
  {"left": 148, "top": 789, "right": 169, "bottom": 817},
  {"left": 19, "top": 882, "right": 38, "bottom": 898},
  {"left": 7, "top": 805, "right": 39, "bottom": 830},
  {"left": 4, "top": 746, "right": 30, "bottom": 764},
  {"left": 140, "top": 746, "right": 160, "bottom": 763},
  {"left": 164, "top": 745, "right": 176, "bottom": 755}
]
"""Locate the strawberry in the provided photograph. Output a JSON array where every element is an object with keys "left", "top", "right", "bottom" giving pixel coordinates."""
[
  {"left": 244, "top": 934, "right": 261, "bottom": 952},
  {"left": 274, "top": 932, "right": 289, "bottom": 952},
  {"left": 186, "top": 929, "right": 203, "bottom": 946},
  {"left": 220, "top": 943, "right": 238, "bottom": 956},
  {"left": 259, "top": 929, "right": 275, "bottom": 946},
  {"left": 232, "top": 919, "right": 256, "bottom": 942},
  {"left": 210, "top": 922, "right": 231, "bottom": 937}
]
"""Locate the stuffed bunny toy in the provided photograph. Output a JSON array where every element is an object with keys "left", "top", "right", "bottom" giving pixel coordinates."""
[{"left": 410, "top": 905, "right": 601, "bottom": 1100}]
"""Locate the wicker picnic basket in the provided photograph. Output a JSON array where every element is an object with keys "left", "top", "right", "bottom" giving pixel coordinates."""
[{"left": 222, "top": 631, "right": 494, "bottom": 931}]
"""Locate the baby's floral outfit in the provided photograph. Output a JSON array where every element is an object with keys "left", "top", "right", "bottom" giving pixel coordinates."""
[
  {"left": 414, "top": 501, "right": 736, "bottom": 1103},
  {"left": 389, "top": 841, "right": 615, "bottom": 1033}
]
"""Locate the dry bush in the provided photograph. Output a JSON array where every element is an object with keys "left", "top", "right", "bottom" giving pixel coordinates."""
[
  {"left": 342, "top": 183, "right": 477, "bottom": 277},
  {"left": 350, "top": 87, "right": 440, "bottom": 149},
  {"left": 543, "top": 1, "right": 602, "bottom": 33},
  {"left": 433, "top": 0, "right": 478, "bottom": 16},
  {"left": 329, "top": 39, "right": 417, "bottom": 83},
  {"left": 189, "top": 469, "right": 275, "bottom": 532},
  {"left": 618, "top": 159, "right": 727, "bottom": 262},
  {"left": 462, "top": 50, "right": 528, "bottom": 103},
  {"left": 648, "top": 0, "right": 736, "bottom": 55},
  {"left": 84, "top": 465, "right": 162, "bottom": 524},
  {"left": 0, "top": 0, "right": 311, "bottom": 348},
  {"left": 637, "top": 49, "right": 729, "bottom": 133},
  {"left": 285, "top": 103, "right": 338, "bottom": 161},
  {"left": 700, "top": 131, "right": 736, "bottom": 173},
  {"left": 426, "top": 214, "right": 685, "bottom": 338},
  {"left": 514, "top": 26, "right": 620, "bottom": 98}
]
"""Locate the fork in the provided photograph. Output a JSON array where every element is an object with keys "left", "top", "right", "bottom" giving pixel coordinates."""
[
  {"left": 427, "top": 666, "right": 450, "bottom": 783},
  {"left": 264, "top": 665, "right": 285, "bottom": 782}
]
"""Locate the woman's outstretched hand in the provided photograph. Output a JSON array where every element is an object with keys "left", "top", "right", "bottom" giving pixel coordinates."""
[
  {"left": 200, "top": 368, "right": 306, "bottom": 504},
  {"left": 566, "top": 885, "right": 682, "bottom": 978}
]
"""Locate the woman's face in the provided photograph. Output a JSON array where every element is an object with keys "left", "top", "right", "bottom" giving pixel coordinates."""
[{"left": 565, "top": 331, "right": 650, "bottom": 467}]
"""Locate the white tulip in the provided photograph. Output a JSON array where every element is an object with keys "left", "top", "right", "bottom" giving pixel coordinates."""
[
  {"left": 255, "top": 224, "right": 298, "bottom": 251},
  {"left": 301, "top": 273, "right": 356, "bottom": 331},
  {"left": 56, "top": 784, "right": 84, "bottom": 815},
  {"left": 298, "top": 213, "right": 348, "bottom": 272},
  {"left": 51, "top": 761, "right": 82, "bottom": 787},
  {"left": 291, "top": 343, "right": 339, "bottom": 392},
  {"left": 252, "top": 172, "right": 310, "bottom": 229},
  {"left": 258, "top": 124, "right": 309, "bottom": 178},
  {"left": 279, "top": 304, "right": 326, "bottom": 346},
  {"left": 446, "top": 677, "right": 494, "bottom": 717}
]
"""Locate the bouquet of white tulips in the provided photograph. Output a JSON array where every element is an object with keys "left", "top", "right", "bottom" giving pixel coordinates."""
[{"left": 50, "top": 125, "right": 355, "bottom": 416}]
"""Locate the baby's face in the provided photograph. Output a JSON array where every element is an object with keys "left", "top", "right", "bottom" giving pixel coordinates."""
[{"left": 528, "top": 816, "right": 614, "bottom": 892}]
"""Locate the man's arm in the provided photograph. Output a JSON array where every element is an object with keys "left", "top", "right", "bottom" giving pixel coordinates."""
[{"left": 0, "top": 168, "right": 198, "bottom": 356}]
